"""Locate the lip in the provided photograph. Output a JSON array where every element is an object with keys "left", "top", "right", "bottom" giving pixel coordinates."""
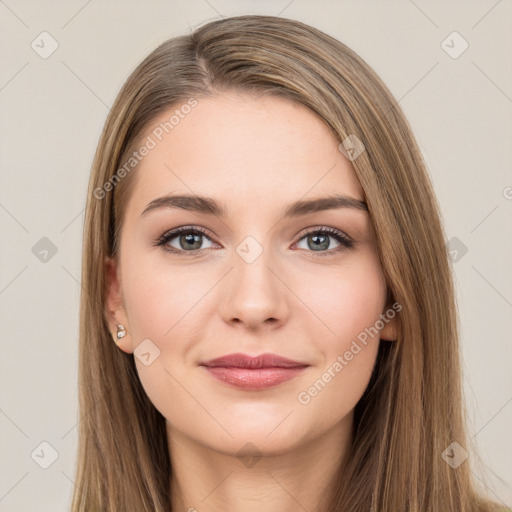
[{"left": 199, "top": 353, "right": 310, "bottom": 390}]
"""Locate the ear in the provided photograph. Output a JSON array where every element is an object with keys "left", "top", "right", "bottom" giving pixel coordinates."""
[
  {"left": 105, "top": 256, "right": 134, "bottom": 354},
  {"left": 379, "top": 299, "right": 400, "bottom": 342}
]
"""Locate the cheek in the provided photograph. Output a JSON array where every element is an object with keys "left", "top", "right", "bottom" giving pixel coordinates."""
[
  {"left": 121, "top": 252, "right": 214, "bottom": 344},
  {"left": 295, "top": 253, "right": 386, "bottom": 410},
  {"left": 305, "top": 251, "right": 387, "bottom": 350},
  {"left": 120, "top": 255, "right": 211, "bottom": 421}
]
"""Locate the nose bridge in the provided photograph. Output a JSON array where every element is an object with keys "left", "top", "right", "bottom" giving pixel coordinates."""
[
  {"left": 219, "top": 232, "right": 289, "bottom": 328},
  {"left": 233, "top": 233, "right": 279, "bottom": 297}
]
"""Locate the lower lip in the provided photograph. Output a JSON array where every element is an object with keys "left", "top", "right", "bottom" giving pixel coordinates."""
[{"left": 201, "top": 366, "right": 308, "bottom": 390}]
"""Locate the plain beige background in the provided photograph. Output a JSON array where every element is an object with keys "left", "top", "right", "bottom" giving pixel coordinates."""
[{"left": 0, "top": 1, "right": 511, "bottom": 510}]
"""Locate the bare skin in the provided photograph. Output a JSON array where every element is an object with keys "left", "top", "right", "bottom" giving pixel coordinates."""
[{"left": 105, "top": 91, "right": 397, "bottom": 512}]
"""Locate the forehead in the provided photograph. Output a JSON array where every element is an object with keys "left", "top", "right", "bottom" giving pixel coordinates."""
[{"left": 125, "top": 91, "right": 364, "bottom": 217}]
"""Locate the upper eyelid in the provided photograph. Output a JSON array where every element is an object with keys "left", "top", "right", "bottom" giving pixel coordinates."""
[{"left": 295, "top": 225, "right": 352, "bottom": 241}]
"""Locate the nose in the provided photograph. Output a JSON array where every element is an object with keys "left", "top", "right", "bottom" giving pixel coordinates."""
[{"left": 218, "top": 246, "right": 290, "bottom": 332}]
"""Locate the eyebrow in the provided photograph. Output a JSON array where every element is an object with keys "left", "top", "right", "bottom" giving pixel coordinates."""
[{"left": 140, "top": 193, "right": 368, "bottom": 218}]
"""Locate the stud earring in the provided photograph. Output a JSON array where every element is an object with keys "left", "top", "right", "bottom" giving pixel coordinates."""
[{"left": 116, "top": 324, "right": 127, "bottom": 340}]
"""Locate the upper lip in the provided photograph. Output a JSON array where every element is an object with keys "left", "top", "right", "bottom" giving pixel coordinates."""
[{"left": 200, "top": 353, "right": 309, "bottom": 369}]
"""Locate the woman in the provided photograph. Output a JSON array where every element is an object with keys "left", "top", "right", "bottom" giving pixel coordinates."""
[{"left": 72, "top": 14, "right": 506, "bottom": 512}]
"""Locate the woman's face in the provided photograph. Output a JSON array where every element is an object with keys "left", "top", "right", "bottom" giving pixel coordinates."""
[{"left": 106, "top": 91, "right": 396, "bottom": 456}]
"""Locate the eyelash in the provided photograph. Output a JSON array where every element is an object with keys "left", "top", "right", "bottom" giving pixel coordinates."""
[{"left": 153, "top": 225, "right": 354, "bottom": 258}]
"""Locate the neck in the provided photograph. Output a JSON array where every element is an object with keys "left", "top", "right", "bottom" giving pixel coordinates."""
[{"left": 167, "top": 416, "right": 353, "bottom": 512}]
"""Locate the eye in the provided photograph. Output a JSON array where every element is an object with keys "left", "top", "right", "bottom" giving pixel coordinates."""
[
  {"left": 153, "top": 225, "right": 354, "bottom": 257},
  {"left": 153, "top": 226, "right": 217, "bottom": 254},
  {"left": 293, "top": 227, "right": 353, "bottom": 256}
]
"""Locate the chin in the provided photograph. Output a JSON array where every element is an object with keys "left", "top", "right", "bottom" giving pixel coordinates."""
[{"left": 205, "top": 417, "right": 312, "bottom": 454}]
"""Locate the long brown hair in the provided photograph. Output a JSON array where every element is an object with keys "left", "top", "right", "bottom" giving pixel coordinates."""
[{"left": 72, "top": 14, "right": 505, "bottom": 511}]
